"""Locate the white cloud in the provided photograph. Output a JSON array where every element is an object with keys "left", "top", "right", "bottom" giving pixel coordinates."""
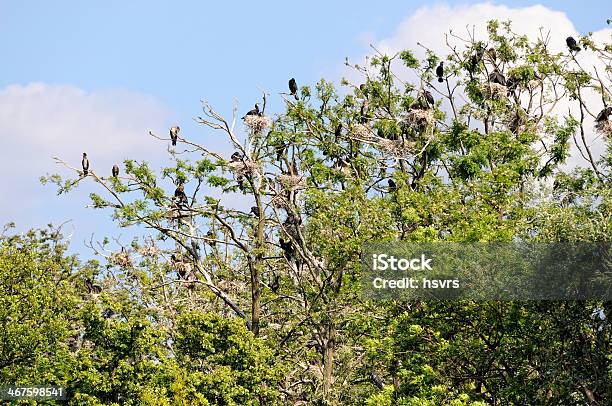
[
  {"left": 376, "top": 3, "right": 576, "bottom": 57},
  {"left": 0, "top": 83, "right": 171, "bottom": 234},
  {"left": 355, "top": 3, "right": 612, "bottom": 171}
]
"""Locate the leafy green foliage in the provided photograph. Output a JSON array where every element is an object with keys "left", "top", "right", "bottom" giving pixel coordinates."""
[{"left": 28, "top": 18, "right": 612, "bottom": 404}]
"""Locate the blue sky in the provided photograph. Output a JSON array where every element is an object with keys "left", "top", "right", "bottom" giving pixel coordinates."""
[
  {"left": 2, "top": 1, "right": 609, "bottom": 112},
  {"left": 1, "top": 1, "right": 610, "bottom": 257}
]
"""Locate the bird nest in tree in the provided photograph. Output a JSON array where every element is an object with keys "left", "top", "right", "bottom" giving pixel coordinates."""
[
  {"left": 351, "top": 123, "right": 373, "bottom": 140},
  {"left": 271, "top": 194, "right": 289, "bottom": 209},
  {"left": 278, "top": 174, "right": 307, "bottom": 190},
  {"left": 243, "top": 115, "right": 271, "bottom": 133},
  {"left": 109, "top": 251, "right": 132, "bottom": 268},
  {"left": 595, "top": 120, "right": 612, "bottom": 137},
  {"left": 377, "top": 139, "right": 417, "bottom": 157},
  {"left": 405, "top": 109, "right": 434, "bottom": 127},
  {"left": 218, "top": 279, "right": 247, "bottom": 295},
  {"left": 527, "top": 79, "right": 540, "bottom": 89},
  {"left": 482, "top": 83, "right": 508, "bottom": 99},
  {"left": 227, "top": 160, "right": 260, "bottom": 175},
  {"left": 173, "top": 259, "right": 192, "bottom": 275},
  {"left": 137, "top": 245, "right": 160, "bottom": 258}
]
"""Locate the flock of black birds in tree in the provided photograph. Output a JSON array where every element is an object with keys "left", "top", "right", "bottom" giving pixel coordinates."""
[{"left": 77, "top": 43, "right": 612, "bottom": 285}]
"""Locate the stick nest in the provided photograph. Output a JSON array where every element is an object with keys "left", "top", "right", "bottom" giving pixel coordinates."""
[
  {"left": 137, "top": 245, "right": 160, "bottom": 258},
  {"left": 244, "top": 115, "right": 271, "bottom": 133},
  {"left": 377, "top": 139, "right": 417, "bottom": 157},
  {"left": 405, "top": 109, "right": 434, "bottom": 127},
  {"left": 271, "top": 194, "right": 289, "bottom": 209},
  {"left": 482, "top": 83, "right": 508, "bottom": 99},
  {"left": 278, "top": 174, "right": 307, "bottom": 190},
  {"left": 351, "top": 123, "right": 373, "bottom": 140},
  {"left": 228, "top": 160, "right": 260, "bottom": 175},
  {"left": 110, "top": 250, "right": 132, "bottom": 268},
  {"left": 595, "top": 120, "right": 612, "bottom": 137}
]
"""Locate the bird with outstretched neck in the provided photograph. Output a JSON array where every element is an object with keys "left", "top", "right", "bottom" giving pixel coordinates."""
[{"left": 242, "top": 103, "right": 260, "bottom": 119}]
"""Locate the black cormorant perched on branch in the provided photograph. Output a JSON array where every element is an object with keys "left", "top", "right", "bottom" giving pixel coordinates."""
[
  {"left": 489, "top": 70, "right": 507, "bottom": 86},
  {"left": 436, "top": 61, "right": 444, "bottom": 83},
  {"left": 279, "top": 237, "right": 295, "bottom": 261},
  {"left": 595, "top": 107, "right": 612, "bottom": 122},
  {"left": 112, "top": 164, "right": 119, "bottom": 178},
  {"left": 82, "top": 153, "right": 89, "bottom": 176},
  {"left": 85, "top": 278, "right": 102, "bottom": 294},
  {"left": 424, "top": 90, "right": 434, "bottom": 106},
  {"left": 206, "top": 230, "right": 216, "bottom": 247},
  {"left": 242, "top": 104, "right": 260, "bottom": 119},
  {"left": 170, "top": 126, "right": 180, "bottom": 146},
  {"left": 487, "top": 47, "right": 497, "bottom": 62},
  {"left": 360, "top": 100, "right": 369, "bottom": 123},
  {"left": 269, "top": 273, "right": 280, "bottom": 293},
  {"left": 289, "top": 78, "right": 298, "bottom": 100},
  {"left": 174, "top": 184, "right": 188, "bottom": 205},
  {"left": 566, "top": 36, "right": 581, "bottom": 52}
]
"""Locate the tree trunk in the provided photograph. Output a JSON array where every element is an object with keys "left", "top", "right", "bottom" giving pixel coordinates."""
[
  {"left": 250, "top": 198, "right": 265, "bottom": 337},
  {"left": 322, "top": 321, "right": 336, "bottom": 397}
]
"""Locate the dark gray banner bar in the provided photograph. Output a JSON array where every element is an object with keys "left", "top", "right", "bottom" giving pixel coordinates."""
[{"left": 361, "top": 243, "right": 611, "bottom": 300}]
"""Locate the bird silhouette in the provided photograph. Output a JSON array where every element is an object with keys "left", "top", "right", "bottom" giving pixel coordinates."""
[
  {"left": 82, "top": 153, "right": 89, "bottom": 176},
  {"left": 289, "top": 78, "right": 299, "bottom": 100},
  {"left": 424, "top": 90, "right": 434, "bottom": 106},
  {"left": 487, "top": 47, "right": 497, "bottom": 62},
  {"left": 269, "top": 273, "right": 280, "bottom": 293},
  {"left": 230, "top": 151, "right": 242, "bottom": 162},
  {"left": 236, "top": 175, "right": 245, "bottom": 190},
  {"left": 488, "top": 70, "right": 507, "bottom": 86},
  {"left": 275, "top": 143, "right": 287, "bottom": 161},
  {"left": 250, "top": 206, "right": 260, "bottom": 217},
  {"left": 388, "top": 179, "right": 397, "bottom": 192},
  {"left": 476, "top": 45, "right": 485, "bottom": 60},
  {"left": 206, "top": 230, "right": 216, "bottom": 247},
  {"left": 360, "top": 100, "right": 369, "bottom": 123},
  {"left": 174, "top": 184, "right": 188, "bottom": 205},
  {"left": 112, "top": 164, "right": 119, "bottom": 178},
  {"left": 242, "top": 104, "right": 260, "bottom": 119},
  {"left": 171, "top": 254, "right": 188, "bottom": 279},
  {"left": 170, "top": 126, "right": 180, "bottom": 146},
  {"left": 85, "top": 278, "right": 102, "bottom": 294},
  {"left": 506, "top": 75, "right": 519, "bottom": 96},
  {"left": 279, "top": 237, "right": 295, "bottom": 261},
  {"left": 334, "top": 123, "right": 343, "bottom": 140},
  {"left": 566, "top": 36, "right": 581, "bottom": 52},
  {"left": 436, "top": 62, "right": 444, "bottom": 82},
  {"left": 595, "top": 107, "right": 612, "bottom": 122}
]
